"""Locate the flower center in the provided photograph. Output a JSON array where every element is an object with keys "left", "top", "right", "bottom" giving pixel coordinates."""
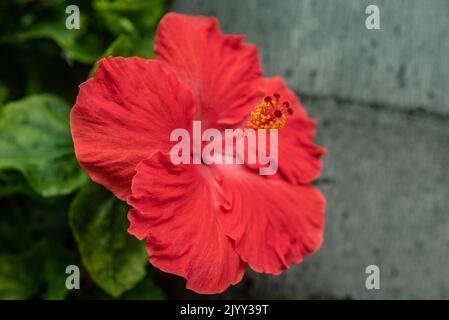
[{"left": 245, "top": 93, "right": 293, "bottom": 130}]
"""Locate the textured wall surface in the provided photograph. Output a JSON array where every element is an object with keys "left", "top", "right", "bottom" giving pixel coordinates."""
[{"left": 170, "top": 0, "right": 449, "bottom": 299}]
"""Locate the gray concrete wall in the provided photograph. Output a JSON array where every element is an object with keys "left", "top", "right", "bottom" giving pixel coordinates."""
[{"left": 171, "top": 0, "right": 449, "bottom": 299}]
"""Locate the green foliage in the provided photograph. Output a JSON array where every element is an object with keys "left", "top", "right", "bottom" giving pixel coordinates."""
[
  {"left": 93, "top": 0, "right": 164, "bottom": 36},
  {"left": 70, "top": 183, "right": 148, "bottom": 297},
  {"left": 0, "top": 0, "right": 167, "bottom": 300},
  {"left": 0, "top": 237, "right": 77, "bottom": 300},
  {"left": 0, "top": 253, "right": 38, "bottom": 299},
  {"left": 0, "top": 95, "right": 87, "bottom": 197},
  {"left": 121, "top": 273, "right": 165, "bottom": 300},
  {"left": 0, "top": 171, "right": 36, "bottom": 198}
]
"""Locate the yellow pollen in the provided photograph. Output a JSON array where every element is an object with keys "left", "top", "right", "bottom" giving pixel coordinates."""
[{"left": 244, "top": 93, "right": 293, "bottom": 131}]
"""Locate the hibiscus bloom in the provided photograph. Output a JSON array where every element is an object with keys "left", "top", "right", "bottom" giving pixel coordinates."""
[{"left": 70, "top": 13, "right": 326, "bottom": 294}]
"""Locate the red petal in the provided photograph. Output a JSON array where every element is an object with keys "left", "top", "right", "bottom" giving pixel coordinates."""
[
  {"left": 263, "top": 77, "right": 326, "bottom": 184},
  {"left": 71, "top": 57, "right": 195, "bottom": 200},
  {"left": 217, "top": 165, "right": 326, "bottom": 274},
  {"left": 155, "top": 13, "right": 263, "bottom": 129},
  {"left": 127, "top": 153, "right": 245, "bottom": 294}
]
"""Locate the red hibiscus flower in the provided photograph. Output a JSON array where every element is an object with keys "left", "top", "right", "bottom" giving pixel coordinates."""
[{"left": 70, "top": 13, "right": 326, "bottom": 294}]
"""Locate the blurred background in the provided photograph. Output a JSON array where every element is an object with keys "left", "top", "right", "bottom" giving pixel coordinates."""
[{"left": 1, "top": 0, "right": 448, "bottom": 299}]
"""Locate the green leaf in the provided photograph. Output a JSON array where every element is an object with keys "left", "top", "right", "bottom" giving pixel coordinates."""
[
  {"left": 0, "top": 171, "right": 37, "bottom": 198},
  {"left": 0, "top": 253, "right": 38, "bottom": 299},
  {"left": 69, "top": 182, "right": 148, "bottom": 297},
  {"left": 20, "top": 239, "right": 76, "bottom": 300},
  {"left": 0, "top": 82, "right": 8, "bottom": 105},
  {"left": 0, "top": 94, "right": 87, "bottom": 197},
  {"left": 10, "top": 16, "right": 99, "bottom": 64},
  {"left": 0, "top": 193, "right": 77, "bottom": 299},
  {"left": 0, "top": 2, "right": 104, "bottom": 64},
  {"left": 39, "top": 242, "right": 76, "bottom": 300},
  {"left": 78, "top": 271, "right": 165, "bottom": 300},
  {"left": 0, "top": 239, "right": 74, "bottom": 300},
  {"left": 88, "top": 33, "right": 155, "bottom": 77},
  {"left": 121, "top": 273, "right": 165, "bottom": 300},
  {"left": 104, "top": 33, "right": 156, "bottom": 58},
  {"left": 0, "top": 0, "right": 164, "bottom": 69},
  {"left": 93, "top": 0, "right": 165, "bottom": 36}
]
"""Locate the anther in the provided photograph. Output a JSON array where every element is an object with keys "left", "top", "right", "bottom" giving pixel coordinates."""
[{"left": 244, "top": 93, "right": 293, "bottom": 131}]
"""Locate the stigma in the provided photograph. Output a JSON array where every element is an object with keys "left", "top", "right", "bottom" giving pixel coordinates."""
[{"left": 245, "top": 93, "right": 293, "bottom": 130}]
